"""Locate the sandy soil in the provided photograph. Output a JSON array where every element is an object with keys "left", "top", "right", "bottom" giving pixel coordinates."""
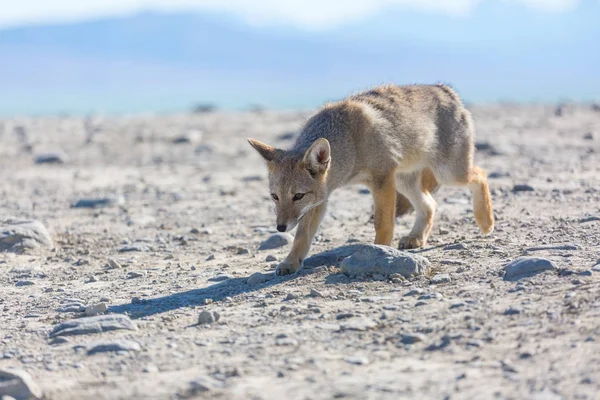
[{"left": 1, "top": 104, "right": 599, "bottom": 400}]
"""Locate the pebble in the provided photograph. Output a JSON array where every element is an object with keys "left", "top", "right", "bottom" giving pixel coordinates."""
[
  {"left": 187, "top": 377, "right": 224, "bottom": 394},
  {"left": 340, "top": 318, "right": 377, "bottom": 331},
  {"left": 0, "top": 219, "right": 53, "bottom": 252},
  {"left": 87, "top": 275, "right": 98, "bottom": 283},
  {"left": 247, "top": 272, "right": 274, "bottom": 286},
  {"left": 400, "top": 334, "right": 425, "bottom": 344},
  {"left": 34, "top": 151, "right": 69, "bottom": 164},
  {"left": 579, "top": 270, "right": 593, "bottom": 277},
  {"left": 72, "top": 196, "right": 123, "bottom": 209},
  {"left": 84, "top": 303, "right": 108, "bottom": 317},
  {"left": 404, "top": 288, "right": 424, "bottom": 296},
  {"left": 418, "top": 293, "right": 443, "bottom": 301},
  {"left": 309, "top": 288, "right": 323, "bottom": 297},
  {"left": 336, "top": 313, "right": 354, "bottom": 320},
  {"left": 339, "top": 244, "right": 430, "bottom": 278},
  {"left": 415, "top": 301, "right": 428, "bottom": 307},
  {"left": 172, "top": 129, "right": 202, "bottom": 144},
  {"left": 444, "top": 243, "right": 468, "bottom": 251},
  {"left": 275, "top": 337, "right": 298, "bottom": 346},
  {"left": 49, "top": 314, "right": 137, "bottom": 338},
  {"left": 0, "top": 368, "right": 43, "bottom": 400},
  {"left": 82, "top": 340, "right": 141, "bottom": 355},
  {"left": 449, "top": 302, "right": 467, "bottom": 309},
  {"left": 430, "top": 273, "right": 451, "bottom": 284},
  {"left": 197, "top": 310, "right": 220, "bottom": 325},
  {"left": 503, "top": 257, "right": 557, "bottom": 281},
  {"left": 285, "top": 293, "right": 299, "bottom": 301},
  {"left": 49, "top": 337, "right": 70, "bottom": 345},
  {"left": 504, "top": 306, "right": 522, "bottom": 315},
  {"left": 512, "top": 184, "right": 534, "bottom": 192},
  {"left": 344, "top": 356, "right": 369, "bottom": 365},
  {"left": 56, "top": 303, "right": 86, "bottom": 313},
  {"left": 127, "top": 271, "right": 146, "bottom": 279},
  {"left": 119, "top": 243, "right": 152, "bottom": 253},
  {"left": 104, "top": 259, "right": 122, "bottom": 269},
  {"left": 142, "top": 364, "right": 159, "bottom": 373},
  {"left": 15, "top": 281, "right": 35, "bottom": 287},
  {"left": 592, "top": 264, "right": 600, "bottom": 272},
  {"left": 265, "top": 255, "right": 277, "bottom": 262},
  {"left": 208, "top": 274, "right": 232, "bottom": 282},
  {"left": 258, "top": 233, "right": 294, "bottom": 250}
]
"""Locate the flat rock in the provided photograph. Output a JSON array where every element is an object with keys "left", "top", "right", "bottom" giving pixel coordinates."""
[
  {"left": 400, "top": 334, "right": 426, "bottom": 345},
  {"left": 84, "top": 303, "right": 108, "bottom": 316},
  {"left": 337, "top": 244, "right": 429, "bottom": 278},
  {"left": 0, "top": 219, "right": 53, "bottom": 253},
  {"left": 34, "top": 151, "right": 69, "bottom": 164},
  {"left": 49, "top": 314, "right": 137, "bottom": 338},
  {"left": 0, "top": 368, "right": 43, "bottom": 400},
  {"left": 82, "top": 340, "right": 141, "bottom": 355},
  {"left": 504, "top": 257, "right": 557, "bottom": 281},
  {"left": 340, "top": 317, "right": 377, "bottom": 331},
  {"left": 512, "top": 184, "right": 534, "bottom": 193},
  {"left": 72, "top": 196, "right": 124, "bottom": 209},
  {"left": 247, "top": 272, "right": 274, "bottom": 286},
  {"left": 258, "top": 233, "right": 293, "bottom": 250},
  {"left": 119, "top": 243, "right": 152, "bottom": 252},
  {"left": 430, "top": 273, "right": 451, "bottom": 284}
]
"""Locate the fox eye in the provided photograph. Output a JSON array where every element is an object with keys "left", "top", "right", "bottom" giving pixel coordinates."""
[
  {"left": 293, "top": 193, "right": 305, "bottom": 201},
  {"left": 271, "top": 193, "right": 279, "bottom": 201}
]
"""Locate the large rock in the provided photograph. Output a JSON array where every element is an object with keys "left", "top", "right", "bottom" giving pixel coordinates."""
[
  {"left": 306, "top": 244, "right": 429, "bottom": 278},
  {"left": 49, "top": 314, "right": 137, "bottom": 338},
  {"left": 503, "top": 257, "right": 557, "bottom": 281},
  {"left": 0, "top": 219, "right": 53, "bottom": 253},
  {"left": 0, "top": 368, "right": 43, "bottom": 400}
]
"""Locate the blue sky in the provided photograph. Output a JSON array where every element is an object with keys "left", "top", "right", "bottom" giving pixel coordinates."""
[{"left": 0, "top": 1, "right": 597, "bottom": 116}]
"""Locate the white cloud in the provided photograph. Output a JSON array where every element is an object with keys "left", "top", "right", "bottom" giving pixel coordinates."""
[{"left": 0, "top": 0, "right": 581, "bottom": 29}]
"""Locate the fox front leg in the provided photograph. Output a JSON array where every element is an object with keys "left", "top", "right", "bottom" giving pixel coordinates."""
[{"left": 275, "top": 202, "right": 327, "bottom": 275}]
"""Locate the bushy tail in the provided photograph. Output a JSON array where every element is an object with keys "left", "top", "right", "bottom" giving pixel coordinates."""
[
  {"left": 468, "top": 165, "right": 494, "bottom": 234},
  {"left": 395, "top": 168, "right": 440, "bottom": 217}
]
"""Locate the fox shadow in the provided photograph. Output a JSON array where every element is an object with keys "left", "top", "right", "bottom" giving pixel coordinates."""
[{"left": 108, "top": 244, "right": 367, "bottom": 319}]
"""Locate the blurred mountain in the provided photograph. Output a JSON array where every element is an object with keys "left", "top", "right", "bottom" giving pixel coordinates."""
[{"left": 0, "top": 1, "right": 598, "bottom": 115}]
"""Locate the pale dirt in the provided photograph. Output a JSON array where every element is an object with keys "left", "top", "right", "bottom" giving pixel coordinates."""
[{"left": 1, "top": 104, "right": 599, "bottom": 400}]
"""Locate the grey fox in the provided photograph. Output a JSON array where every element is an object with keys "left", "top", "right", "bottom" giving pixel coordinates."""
[{"left": 248, "top": 84, "right": 494, "bottom": 275}]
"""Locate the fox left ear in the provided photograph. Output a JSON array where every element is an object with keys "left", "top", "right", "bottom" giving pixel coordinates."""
[
  {"left": 247, "top": 138, "right": 281, "bottom": 162},
  {"left": 303, "top": 138, "right": 330, "bottom": 176}
]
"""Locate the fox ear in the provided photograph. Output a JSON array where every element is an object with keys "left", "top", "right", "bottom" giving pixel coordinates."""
[
  {"left": 303, "top": 138, "right": 330, "bottom": 176},
  {"left": 247, "top": 138, "right": 279, "bottom": 162}
]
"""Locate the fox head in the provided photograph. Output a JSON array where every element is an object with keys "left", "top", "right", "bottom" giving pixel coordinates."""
[{"left": 247, "top": 137, "right": 331, "bottom": 233}]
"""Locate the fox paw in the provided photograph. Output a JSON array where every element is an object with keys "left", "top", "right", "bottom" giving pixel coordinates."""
[
  {"left": 398, "top": 236, "right": 425, "bottom": 250},
  {"left": 275, "top": 259, "right": 301, "bottom": 276}
]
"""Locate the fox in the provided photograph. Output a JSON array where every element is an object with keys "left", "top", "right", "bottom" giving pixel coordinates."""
[{"left": 248, "top": 84, "right": 494, "bottom": 276}]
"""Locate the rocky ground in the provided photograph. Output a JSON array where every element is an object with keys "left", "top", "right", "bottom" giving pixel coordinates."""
[{"left": 0, "top": 103, "right": 599, "bottom": 400}]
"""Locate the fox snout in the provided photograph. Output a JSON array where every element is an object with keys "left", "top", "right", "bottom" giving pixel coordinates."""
[{"left": 276, "top": 224, "right": 287, "bottom": 232}]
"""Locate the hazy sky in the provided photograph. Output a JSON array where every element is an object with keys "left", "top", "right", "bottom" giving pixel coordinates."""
[{"left": 0, "top": 0, "right": 583, "bottom": 29}]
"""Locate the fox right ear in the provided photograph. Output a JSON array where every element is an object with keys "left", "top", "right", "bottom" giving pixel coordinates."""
[{"left": 247, "top": 138, "right": 279, "bottom": 162}]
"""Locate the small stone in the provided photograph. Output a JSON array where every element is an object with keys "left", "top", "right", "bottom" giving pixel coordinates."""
[
  {"left": 340, "top": 317, "right": 377, "bottom": 331},
  {"left": 49, "top": 314, "right": 137, "bottom": 337},
  {"left": 418, "top": 293, "right": 443, "bottom": 301},
  {"left": 131, "top": 297, "right": 142, "bottom": 304},
  {"left": 237, "top": 247, "right": 250, "bottom": 255},
  {"left": 187, "top": 377, "right": 224, "bottom": 394},
  {"left": 127, "top": 271, "right": 146, "bottom": 279},
  {"left": 172, "top": 129, "right": 202, "bottom": 144},
  {"left": 309, "top": 288, "right": 323, "bottom": 297},
  {"left": 208, "top": 274, "right": 232, "bottom": 282},
  {"left": 430, "top": 273, "right": 451, "bottom": 284},
  {"left": 247, "top": 272, "right": 273, "bottom": 286},
  {"left": 415, "top": 301, "right": 428, "bottom": 307},
  {"left": 444, "top": 243, "right": 468, "bottom": 251},
  {"left": 34, "top": 151, "right": 69, "bottom": 164},
  {"left": 275, "top": 337, "right": 298, "bottom": 346},
  {"left": 83, "top": 340, "right": 141, "bottom": 355},
  {"left": 336, "top": 313, "right": 354, "bottom": 320},
  {"left": 119, "top": 243, "right": 152, "bottom": 253},
  {"left": 104, "top": 259, "right": 121, "bottom": 269},
  {"left": 258, "top": 233, "right": 294, "bottom": 250},
  {"left": 84, "top": 303, "right": 108, "bottom": 317},
  {"left": 344, "top": 356, "right": 369, "bottom": 365},
  {"left": 206, "top": 254, "right": 216, "bottom": 261},
  {"left": 512, "top": 184, "right": 534, "bottom": 193},
  {"left": 72, "top": 196, "right": 123, "bottom": 209},
  {"left": 583, "top": 132, "right": 594, "bottom": 140},
  {"left": 265, "top": 255, "right": 277, "bottom": 262},
  {"left": 405, "top": 288, "right": 424, "bottom": 296},
  {"left": 579, "top": 270, "right": 593, "bottom": 277},
  {"left": 15, "top": 280, "right": 35, "bottom": 287},
  {"left": 49, "top": 337, "right": 70, "bottom": 345},
  {"left": 503, "top": 257, "right": 556, "bottom": 281},
  {"left": 56, "top": 303, "right": 86, "bottom": 313},
  {"left": 87, "top": 275, "right": 98, "bottom": 283},
  {"left": 592, "top": 264, "right": 600, "bottom": 272},
  {"left": 400, "top": 334, "right": 425, "bottom": 344},
  {"left": 504, "top": 307, "right": 522, "bottom": 315},
  {"left": 0, "top": 368, "right": 43, "bottom": 400},
  {"left": 142, "top": 365, "right": 159, "bottom": 373},
  {"left": 197, "top": 310, "right": 220, "bottom": 325},
  {"left": 450, "top": 302, "right": 467, "bottom": 309},
  {"left": 285, "top": 293, "right": 299, "bottom": 301}
]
